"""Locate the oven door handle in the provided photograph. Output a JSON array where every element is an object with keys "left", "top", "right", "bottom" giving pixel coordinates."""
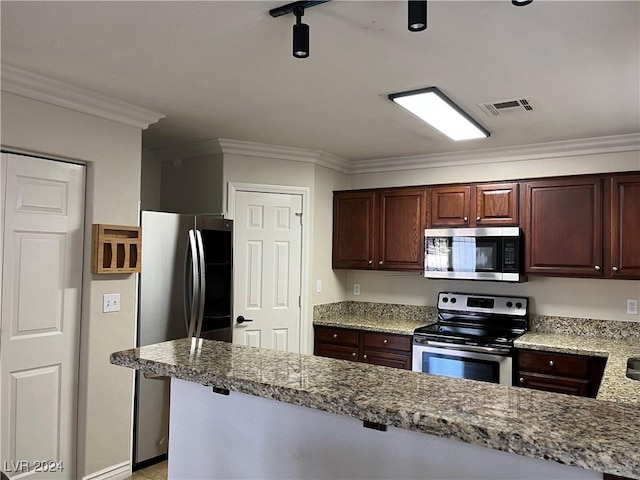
[{"left": 422, "top": 340, "right": 511, "bottom": 355}]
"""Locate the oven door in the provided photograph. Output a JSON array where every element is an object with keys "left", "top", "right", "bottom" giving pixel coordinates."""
[{"left": 412, "top": 341, "right": 513, "bottom": 385}]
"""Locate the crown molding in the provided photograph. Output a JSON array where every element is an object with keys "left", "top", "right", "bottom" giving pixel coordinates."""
[
  {"left": 1, "top": 65, "right": 165, "bottom": 130},
  {"left": 349, "top": 133, "right": 640, "bottom": 174},
  {"left": 152, "top": 138, "right": 352, "bottom": 173}
]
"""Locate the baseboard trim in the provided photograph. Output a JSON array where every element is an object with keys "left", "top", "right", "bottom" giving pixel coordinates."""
[{"left": 82, "top": 461, "right": 131, "bottom": 480}]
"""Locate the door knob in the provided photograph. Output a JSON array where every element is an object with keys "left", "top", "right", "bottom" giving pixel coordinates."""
[{"left": 236, "top": 315, "right": 253, "bottom": 324}]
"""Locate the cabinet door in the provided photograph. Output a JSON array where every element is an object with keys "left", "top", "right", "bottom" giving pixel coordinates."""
[
  {"left": 315, "top": 343, "right": 359, "bottom": 362},
  {"left": 609, "top": 174, "right": 640, "bottom": 279},
  {"left": 475, "top": 183, "right": 519, "bottom": 226},
  {"left": 522, "top": 177, "right": 602, "bottom": 277},
  {"left": 429, "top": 185, "right": 472, "bottom": 227},
  {"left": 361, "top": 349, "right": 411, "bottom": 370},
  {"left": 332, "top": 191, "right": 376, "bottom": 269},
  {"left": 378, "top": 188, "right": 426, "bottom": 270}
]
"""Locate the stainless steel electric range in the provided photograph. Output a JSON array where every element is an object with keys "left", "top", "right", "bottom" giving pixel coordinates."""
[{"left": 413, "top": 292, "right": 529, "bottom": 385}]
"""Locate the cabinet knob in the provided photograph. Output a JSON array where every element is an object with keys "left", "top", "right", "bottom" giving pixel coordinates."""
[
  {"left": 549, "top": 360, "right": 554, "bottom": 367},
  {"left": 519, "top": 377, "right": 525, "bottom": 384},
  {"left": 383, "top": 339, "right": 388, "bottom": 344},
  {"left": 594, "top": 265, "right": 601, "bottom": 271},
  {"left": 332, "top": 333, "right": 338, "bottom": 339},
  {"left": 352, "top": 352, "right": 357, "bottom": 357},
  {"left": 476, "top": 216, "right": 481, "bottom": 221},
  {"left": 463, "top": 216, "right": 469, "bottom": 222},
  {"left": 612, "top": 266, "right": 619, "bottom": 271},
  {"left": 368, "top": 260, "right": 373, "bottom": 265},
  {"left": 363, "top": 354, "right": 368, "bottom": 359},
  {"left": 379, "top": 261, "right": 383, "bottom": 265}
]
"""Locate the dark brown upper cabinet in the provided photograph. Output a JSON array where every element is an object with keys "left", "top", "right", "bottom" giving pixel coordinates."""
[
  {"left": 332, "top": 187, "right": 427, "bottom": 271},
  {"left": 522, "top": 176, "right": 603, "bottom": 277},
  {"left": 429, "top": 183, "right": 518, "bottom": 228},
  {"left": 606, "top": 174, "right": 640, "bottom": 279}
]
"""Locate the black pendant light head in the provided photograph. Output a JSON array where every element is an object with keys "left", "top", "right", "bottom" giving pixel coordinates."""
[
  {"left": 512, "top": 0, "right": 534, "bottom": 5},
  {"left": 292, "top": 7, "right": 309, "bottom": 58},
  {"left": 408, "top": 0, "right": 427, "bottom": 32}
]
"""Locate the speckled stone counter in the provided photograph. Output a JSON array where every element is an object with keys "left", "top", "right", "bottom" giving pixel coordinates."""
[
  {"left": 313, "top": 301, "right": 436, "bottom": 334},
  {"left": 111, "top": 338, "right": 640, "bottom": 479},
  {"left": 515, "top": 332, "right": 640, "bottom": 406}
]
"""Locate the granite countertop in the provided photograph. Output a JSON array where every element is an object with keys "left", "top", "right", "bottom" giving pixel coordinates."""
[
  {"left": 515, "top": 332, "right": 640, "bottom": 406},
  {"left": 313, "top": 314, "right": 430, "bottom": 335},
  {"left": 111, "top": 338, "right": 640, "bottom": 479}
]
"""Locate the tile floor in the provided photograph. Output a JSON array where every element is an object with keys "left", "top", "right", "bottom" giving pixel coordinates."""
[{"left": 126, "top": 460, "right": 167, "bottom": 480}]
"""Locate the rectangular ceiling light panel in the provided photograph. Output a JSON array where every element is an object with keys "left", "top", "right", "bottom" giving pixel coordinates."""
[{"left": 389, "top": 87, "right": 490, "bottom": 141}]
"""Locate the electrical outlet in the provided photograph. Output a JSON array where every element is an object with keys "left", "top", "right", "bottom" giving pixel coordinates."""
[
  {"left": 316, "top": 280, "right": 322, "bottom": 293},
  {"left": 353, "top": 283, "right": 361, "bottom": 296},
  {"left": 103, "top": 293, "right": 120, "bottom": 313},
  {"left": 627, "top": 298, "right": 638, "bottom": 315}
]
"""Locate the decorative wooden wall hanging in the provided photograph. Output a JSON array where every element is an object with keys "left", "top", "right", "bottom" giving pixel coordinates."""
[{"left": 91, "top": 224, "right": 142, "bottom": 274}]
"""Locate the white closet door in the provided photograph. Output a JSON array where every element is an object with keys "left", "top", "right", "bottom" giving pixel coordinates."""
[{"left": 0, "top": 153, "right": 85, "bottom": 479}]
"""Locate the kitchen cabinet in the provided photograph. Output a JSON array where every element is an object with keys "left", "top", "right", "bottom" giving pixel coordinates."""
[
  {"left": 523, "top": 172, "right": 640, "bottom": 279},
  {"left": 516, "top": 350, "right": 606, "bottom": 398},
  {"left": 428, "top": 182, "right": 518, "bottom": 227},
  {"left": 332, "top": 187, "right": 427, "bottom": 271},
  {"left": 606, "top": 174, "right": 640, "bottom": 279},
  {"left": 313, "top": 326, "right": 412, "bottom": 370},
  {"left": 522, "top": 176, "right": 602, "bottom": 277}
]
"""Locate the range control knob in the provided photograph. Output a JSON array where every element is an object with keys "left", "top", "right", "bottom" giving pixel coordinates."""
[
  {"left": 442, "top": 297, "right": 449, "bottom": 303},
  {"left": 516, "top": 302, "right": 523, "bottom": 309},
  {"left": 450, "top": 297, "right": 457, "bottom": 304},
  {"left": 506, "top": 301, "right": 513, "bottom": 308}
]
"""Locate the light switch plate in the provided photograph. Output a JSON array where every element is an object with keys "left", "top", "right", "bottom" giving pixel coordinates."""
[
  {"left": 316, "top": 280, "right": 322, "bottom": 293},
  {"left": 353, "top": 283, "right": 361, "bottom": 296},
  {"left": 103, "top": 293, "right": 120, "bottom": 313},
  {"left": 627, "top": 298, "right": 638, "bottom": 315}
]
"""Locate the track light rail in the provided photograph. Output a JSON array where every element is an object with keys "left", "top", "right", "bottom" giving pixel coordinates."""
[{"left": 269, "top": 1, "right": 332, "bottom": 18}]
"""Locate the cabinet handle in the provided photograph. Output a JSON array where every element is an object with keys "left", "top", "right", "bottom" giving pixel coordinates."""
[
  {"left": 332, "top": 333, "right": 338, "bottom": 339},
  {"left": 594, "top": 265, "right": 601, "bottom": 271},
  {"left": 463, "top": 216, "right": 469, "bottom": 222},
  {"left": 379, "top": 261, "right": 383, "bottom": 265},
  {"left": 549, "top": 360, "right": 554, "bottom": 367},
  {"left": 476, "top": 216, "right": 481, "bottom": 221},
  {"left": 383, "top": 339, "right": 388, "bottom": 344},
  {"left": 612, "top": 266, "right": 619, "bottom": 271},
  {"left": 352, "top": 352, "right": 357, "bottom": 357},
  {"left": 519, "top": 377, "right": 525, "bottom": 384}
]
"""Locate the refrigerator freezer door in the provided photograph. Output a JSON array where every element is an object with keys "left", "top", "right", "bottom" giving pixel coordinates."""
[{"left": 135, "top": 211, "right": 193, "bottom": 466}]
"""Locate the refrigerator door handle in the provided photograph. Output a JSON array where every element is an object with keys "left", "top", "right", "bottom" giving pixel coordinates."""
[
  {"left": 184, "top": 229, "right": 199, "bottom": 339},
  {"left": 194, "top": 229, "right": 206, "bottom": 340}
]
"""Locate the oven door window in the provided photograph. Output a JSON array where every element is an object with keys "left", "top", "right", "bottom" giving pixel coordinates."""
[{"left": 422, "top": 351, "right": 500, "bottom": 383}]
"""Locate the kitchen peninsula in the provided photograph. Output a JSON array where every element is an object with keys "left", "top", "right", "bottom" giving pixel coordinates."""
[{"left": 111, "top": 338, "right": 640, "bottom": 480}]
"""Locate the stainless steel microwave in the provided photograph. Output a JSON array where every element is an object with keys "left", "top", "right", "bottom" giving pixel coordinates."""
[{"left": 424, "top": 227, "right": 526, "bottom": 282}]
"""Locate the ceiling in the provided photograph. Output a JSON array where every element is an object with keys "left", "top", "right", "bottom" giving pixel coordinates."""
[{"left": 1, "top": 1, "right": 639, "bottom": 163}]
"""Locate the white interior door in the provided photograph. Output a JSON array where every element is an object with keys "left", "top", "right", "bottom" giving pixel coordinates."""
[
  {"left": 233, "top": 191, "right": 302, "bottom": 353},
  {"left": 0, "top": 153, "right": 85, "bottom": 479}
]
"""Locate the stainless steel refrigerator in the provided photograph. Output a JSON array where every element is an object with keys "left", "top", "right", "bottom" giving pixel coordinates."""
[{"left": 134, "top": 212, "right": 233, "bottom": 468}]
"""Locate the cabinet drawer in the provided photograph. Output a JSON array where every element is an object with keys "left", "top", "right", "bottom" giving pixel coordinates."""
[
  {"left": 362, "top": 331, "right": 411, "bottom": 352},
  {"left": 518, "top": 350, "right": 589, "bottom": 378},
  {"left": 361, "top": 349, "right": 411, "bottom": 370},
  {"left": 315, "top": 343, "right": 359, "bottom": 362},
  {"left": 517, "top": 372, "right": 589, "bottom": 397},
  {"left": 314, "top": 326, "right": 359, "bottom": 347}
]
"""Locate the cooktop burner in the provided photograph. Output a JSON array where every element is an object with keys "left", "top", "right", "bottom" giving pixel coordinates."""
[{"left": 414, "top": 292, "right": 529, "bottom": 347}]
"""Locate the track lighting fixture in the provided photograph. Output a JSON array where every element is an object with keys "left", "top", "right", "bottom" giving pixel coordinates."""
[
  {"left": 408, "top": 1, "right": 427, "bottom": 32},
  {"left": 292, "top": 7, "right": 309, "bottom": 58}
]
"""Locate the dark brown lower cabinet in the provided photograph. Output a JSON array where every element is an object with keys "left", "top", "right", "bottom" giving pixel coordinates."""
[
  {"left": 314, "top": 325, "right": 412, "bottom": 370},
  {"left": 517, "top": 349, "right": 606, "bottom": 398}
]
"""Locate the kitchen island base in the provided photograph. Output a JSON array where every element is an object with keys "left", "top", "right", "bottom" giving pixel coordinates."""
[{"left": 168, "top": 378, "right": 599, "bottom": 480}]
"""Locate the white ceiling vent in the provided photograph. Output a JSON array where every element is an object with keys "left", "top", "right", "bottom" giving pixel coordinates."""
[{"left": 478, "top": 98, "right": 537, "bottom": 117}]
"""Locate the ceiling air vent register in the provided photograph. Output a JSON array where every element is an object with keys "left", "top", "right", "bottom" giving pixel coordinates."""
[{"left": 479, "top": 98, "right": 537, "bottom": 117}]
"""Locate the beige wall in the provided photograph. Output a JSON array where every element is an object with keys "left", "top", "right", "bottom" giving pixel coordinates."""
[
  {"left": 141, "top": 149, "right": 162, "bottom": 211},
  {"left": 160, "top": 153, "right": 223, "bottom": 214},
  {"left": 345, "top": 149, "right": 640, "bottom": 322},
  {"left": 1, "top": 92, "right": 142, "bottom": 478}
]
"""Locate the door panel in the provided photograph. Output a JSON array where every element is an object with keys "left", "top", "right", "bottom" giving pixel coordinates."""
[
  {"left": 610, "top": 175, "right": 640, "bottom": 278},
  {"left": 233, "top": 191, "right": 302, "bottom": 353},
  {"left": 1, "top": 153, "right": 85, "bottom": 479}
]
